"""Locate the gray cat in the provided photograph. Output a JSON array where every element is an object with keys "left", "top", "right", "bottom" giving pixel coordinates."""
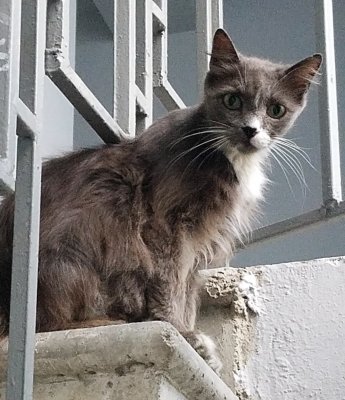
[{"left": 0, "top": 29, "right": 321, "bottom": 373}]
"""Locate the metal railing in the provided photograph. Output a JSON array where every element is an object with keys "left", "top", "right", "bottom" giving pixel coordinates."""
[
  {"left": 250, "top": 0, "right": 343, "bottom": 243},
  {"left": 0, "top": 0, "right": 223, "bottom": 399}
]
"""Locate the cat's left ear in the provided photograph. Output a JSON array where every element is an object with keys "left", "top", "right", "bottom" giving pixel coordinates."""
[
  {"left": 281, "top": 54, "right": 322, "bottom": 101},
  {"left": 210, "top": 28, "right": 240, "bottom": 69}
]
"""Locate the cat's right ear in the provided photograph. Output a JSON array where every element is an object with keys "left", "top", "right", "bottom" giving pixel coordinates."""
[{"left": 210, "top": 29, "right": 240, "bottom": 69}]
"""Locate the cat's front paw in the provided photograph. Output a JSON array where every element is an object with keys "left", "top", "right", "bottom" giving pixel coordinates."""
[{"left": 184, "top": 331, "right": 222, "bottom": 374}]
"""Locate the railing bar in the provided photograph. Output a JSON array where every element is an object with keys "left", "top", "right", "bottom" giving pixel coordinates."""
[
  {"left": 46, "top": 63, "right": 125, "bottom": 143},
  {"left": 6, "top": 0, "right": 46, "bottom": 398},
  {"left": 248, "top": 201, "right": 345, "bottom": 244},
  {"left": 195, "top": 0, "right": 212, "bottom": 98},
  {"left": 136, "top": 0, "right": 153, "bottom": 133},
  {"left": 6, "top": 130, "right": 41, "bottom": 400},
  {"left": 153, "top": 79, "right": 185, "bottom": 111},
  {"left": 114, "top": 0, "right": 136, "bottom": 136},
  {"left": 0, "top": 0, "right": 20, "bottom": 192},
  {"left": 315, "top": 0, "right": 342, "bottom": 204},
  {"left": 211, "top": 0, "right": 223, "bottom": 32},
  {"left": 151, "top": 1, "right": 166, "bottom": 25}
]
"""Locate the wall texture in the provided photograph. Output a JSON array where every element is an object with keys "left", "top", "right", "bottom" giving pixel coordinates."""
[{"left": 199, "top": 257, "right": 345, "bottom": 400}]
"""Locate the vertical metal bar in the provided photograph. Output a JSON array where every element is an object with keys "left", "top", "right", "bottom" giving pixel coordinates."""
[
  {"left": 6, "top": 0, "right": 46, "bottom": 398},
  {"left": 0, "top": 0, "right": 21, "bottom": 191},
  {"left": 114, "top": 0, "right": 136, "bottom": 136},
  {"left": 315, "top": 0, "right": 342, "bottom": 204},
  {"left": 211, "top": 0, "right": 223, "bottom": 32},
  {"left": 195, "top": 0, "right": 223, "bottom": 98},
  {"left": 195, "top": 0, "right": 212, "bottom": 98},
  {"left": 152, "top": 0, "right": 185, "bottom": 110},
  {"left": 6, "top": 128, "right": 41, "bottom": 400},
  {"left": 136, "top": 0, "right": 153, "bottom": 133},
  {"left": 19, "top": 1, "right": 37, "bottom": 113}
]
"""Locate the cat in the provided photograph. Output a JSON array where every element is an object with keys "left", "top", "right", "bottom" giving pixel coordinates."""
[{"left": 0, "top": 29, "right": 321, "bottom": 373}]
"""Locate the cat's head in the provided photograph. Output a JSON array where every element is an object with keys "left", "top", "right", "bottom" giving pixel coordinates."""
[{"left": 204, "top": 29, "right": 322, "bottom": 156}]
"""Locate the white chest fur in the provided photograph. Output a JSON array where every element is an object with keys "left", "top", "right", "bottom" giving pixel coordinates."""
[
  {"left": 225, "top": 149, "right": 269, "bottom": 243},
  {"left": 231, "top": 151, "right": 267, "bottom": 204}
]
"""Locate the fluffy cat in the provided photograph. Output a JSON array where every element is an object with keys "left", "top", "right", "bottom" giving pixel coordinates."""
[{"left": 0, "top": 29, "right": 321, "bottom": 373}]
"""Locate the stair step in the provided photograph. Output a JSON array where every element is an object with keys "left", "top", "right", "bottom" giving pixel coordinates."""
[{"left": 0, "top": 321, "right": 237, "bottom": 400}]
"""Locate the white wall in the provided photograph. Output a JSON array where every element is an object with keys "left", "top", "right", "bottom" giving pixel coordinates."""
[
  {"left": 199, "top": 259, "right": 345, "bottom": 400},
  {"left": 245, "top": 258, "right": 345, "bottom": 400}
]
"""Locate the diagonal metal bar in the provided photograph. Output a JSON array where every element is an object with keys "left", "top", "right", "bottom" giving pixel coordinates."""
[
  {"left": 249, "top": 201, "right": 345, "bottom": 244},
  {"left": 195, "top": 0, "right": 223, "bottom": 98},
  {"left": 45, "top": 0, "right": 125, "bottom": 143}
]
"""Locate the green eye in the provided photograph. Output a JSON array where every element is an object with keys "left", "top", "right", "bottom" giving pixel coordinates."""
[
  {"left": 267, "top": 104, "right": 286, "bottom": 119},
  {"left": 223, "top": 93, "right": 242, "bottom": 110}
]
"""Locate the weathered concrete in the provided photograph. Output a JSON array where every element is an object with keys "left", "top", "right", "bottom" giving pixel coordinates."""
[
  {"left": 198, "top": 256, "right": 345, "bottom": 400},
  {"left": 0, "top": 321, "right": 237, "bottom": 400}
]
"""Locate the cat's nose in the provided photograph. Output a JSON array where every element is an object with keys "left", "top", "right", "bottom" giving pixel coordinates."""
[{"left": 241, "top": 126, "right": 257, "bottom": 139}]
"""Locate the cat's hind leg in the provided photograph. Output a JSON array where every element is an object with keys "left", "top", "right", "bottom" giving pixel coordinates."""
[{"left": 36, "top": 254, "right": 107, "bottom": 333}]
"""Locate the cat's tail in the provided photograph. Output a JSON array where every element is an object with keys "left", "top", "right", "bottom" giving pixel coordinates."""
[{"left": 0, "top": 309, "right": 9, "bottom": 339}]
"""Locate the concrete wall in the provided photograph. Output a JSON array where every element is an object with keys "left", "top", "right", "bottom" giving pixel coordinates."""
[{"left": 199, "top": 257, "right": 345, "bottom": 400}]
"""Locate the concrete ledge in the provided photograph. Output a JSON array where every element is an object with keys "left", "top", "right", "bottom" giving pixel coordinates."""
[{"left": 0, "top": 321, "right": 237, "bottom": 400}]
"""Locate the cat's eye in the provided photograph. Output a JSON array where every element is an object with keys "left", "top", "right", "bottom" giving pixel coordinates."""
[
  {"left": 223, "top": 93, "right": 242, "bottom": 110},
  {"left": 267, "top": 104, "right": 286, "bottom": 119}
]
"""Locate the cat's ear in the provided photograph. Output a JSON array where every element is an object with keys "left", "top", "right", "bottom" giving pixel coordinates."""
[
  {"left": 281, "top": 54, "right": 322, "bottom": 101},
  {"left": 210, "top": 29, "right": 240, "bottom": 69}
]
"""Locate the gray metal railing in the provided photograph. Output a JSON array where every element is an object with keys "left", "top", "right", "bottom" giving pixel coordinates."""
[
  {"left": 5, "top": 1, "right": 45, "bottom": 399},
  {"left": 250, "top": 0, "right": 343, "bottom": 243}
]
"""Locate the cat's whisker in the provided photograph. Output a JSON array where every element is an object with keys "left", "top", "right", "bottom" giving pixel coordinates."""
[
  {"left": 197, "top": 138, "right": 229, "bottom": 171},
  {"left": 169, "top": 128, "right": 228, "bottom": 149},
  {"left": 275, "top": 137, "right": 312, "bottom": 153},
  {"left": 274, "top": 138, "right": 317, "bottom": 171},
  {"left": 206, "top": 119, "right": 237, "bottom": 129},
  {"left": 181, "top": 138, "right": 227, "bottom": 177},
  {"left": 269, "top": 149, "right": 295, "bottom": 196},
  {"left": 274, "top": 137, "right": 314, "bottom": 164},
  {"left": 167, "top": 135, "right": 225, "bottom": 172},
  {"left": 273, "top": 145, "right": 309, "bottom": 196},
  {"left": 273, "top": 144, "right": 306, "bottom": 185}
]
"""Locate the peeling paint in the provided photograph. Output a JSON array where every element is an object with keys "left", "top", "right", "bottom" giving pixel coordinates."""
[{"left": 203, "top": 268, "right": 262, "bottom": 399}]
